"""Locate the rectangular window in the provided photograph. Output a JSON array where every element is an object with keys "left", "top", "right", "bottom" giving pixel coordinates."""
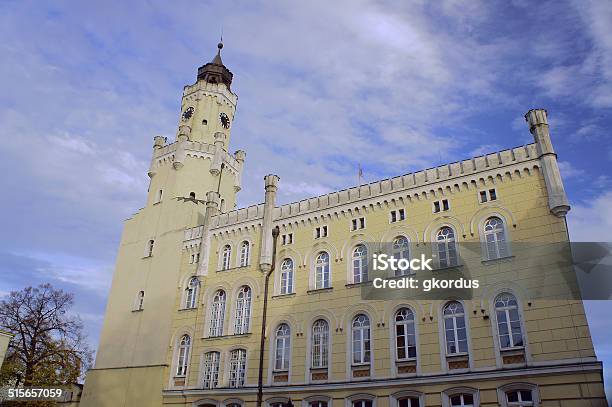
[
  {"left": 433, "top": 199, "right": 450, "bottom": 213},
  {"left": 479, "top": 188, "right": 498, "bottom": 203},
  {"left": 390, "top": 209, "right": 405, "bottom": 223},
  {"left": 351, "top": 217, "right": 366, "bottom": 231},
  {"left": 489, "top": 188, "right": 497, "bottom": 200},
  {"left": 282, "top": 233, "right": 294, "bottom": 245},
  {"left": 315, "top": 226, "right": 328, "bottom": 239}
]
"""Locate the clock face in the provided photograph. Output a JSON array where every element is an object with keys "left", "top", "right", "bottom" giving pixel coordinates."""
[
  {"left": 181, "top": 107, "right": 194, "bottom": 121},
  {"left": 219, "top": 112, "right": 230, "bottom": 129}
]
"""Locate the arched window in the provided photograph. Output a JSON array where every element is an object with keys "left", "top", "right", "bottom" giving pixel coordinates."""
[
  {"left": 395, "top": 308, "right": 416, "bottom": 360},
  {"left": 311, "top": 319, "right": 329, "bottom": 368},
  {"left": 146, "top": 239, "right": 154, "bottom": 257},
  {"left": 436, "top": 227, "right": 457, "bottom": 267},
  {"left": 443, "top": 301, "right": 468, "bottom": 354},
  {"left": 189, "top": 191, "right": 196, "bottom": 199},
  {"left": 352, "top": 314, "right": 371, "bottom": 364},
  {"left": 274, "top": 324, "right": 291, "bottom": 371},
  {"left": 202, "top": 351, "right": 220, "bottom": 389},
  {"left": 505, "top": 389, "right": 533, "bottom": 406},
  {"left": 239, "top": 241, "right": 250, "bottom": 267},
  {"left": 280, "top": 259, "right": 294, "bottom": 294},
  {"left": 449, "top": 393, "right": 475, "bottom": 407},
  {"left": 352, "top": 401, "right": 373, "bottom": 407},
  {"left": 483, "top": 217, "right": 508, "bottom": 259},
  {"left": 209, "top": 290, "right": 226, "bottom": 337},
  {"left": 309, "top": 402, "right": 328, "bottom": 407},
  {"left": 184, "top": 277, "right": 199, "bottom": 309},
  {"left": 352, "top": 244, "right": 369, "bottom": 283},
  {"left": 393, "top": 236, "right": 411, "bottom": 276},
  {"left": 315, "top": 252, "right": 330, "bottom": 289},
  {"left": 495, "top": 293, "right": 523, "bottom": 349},
  {"left": 234, "top": 286, "right": 252, "bottom": 334},
  {"left": 175, "top": 334, "right": 191, "bottom": 377},
  {"left": 221, "top": 245, "right": 232, "bottom": 270},
  {"left": 228, "top": 349, "right": 247, "bottom": 388}
]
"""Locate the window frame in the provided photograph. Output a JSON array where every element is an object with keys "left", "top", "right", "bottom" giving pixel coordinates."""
[
  {"left": 351, "top": 314, "right": 371, "bottom": 365},
  {"left": 481, "top": 216, "right": 510, "bottom": 260},
  {"left": 394, "top": 307, "right": 417, "bottom": 361},
  {"left": 228, "top": 348, "right": 247, "bottom": 388},
  {"left": 239, "top": 240, "right": 250, "bottom": 267},
  {"left": 311, "top": 319, "right": 330, "bottom": 369},
  {"left": 209, "top": 289, "right": 226, "bottom": 337},
  {"left": 274, "top": 323, "right": 291, "bottom": 371},
  {"left": 175, "top": 334, "right": 191, "bottom": 378},
  {"left": 494, "top": 293, "right": 524, "bottom": 350},
  {"left": 221, "top": 244, "right": 232, "bottom": 271},
  {"left": 352, "top": 244, "right": 369, "bottom": 284},
  {"left": 497, "top": 383, "right": 539, "bottom": 407},
  {"left": 389, "top": 390, "right": 424, "bottom": 407},
  {"left": 279, "top": 258, "right": 295, "bottom": 295},
  {"left": 435, "top": 226, "right": 458, "bottom": 268},
  {"left": 392, "top": 236, "right": 411, "bottom": 276},
  {"left": 233, "top": 286, "right": 252, "bottom": 335},
  {"left": 443, "top": 301, "right": 469, "bottom": 356},
  {"left": 314, "top": 251, "right": 331, "bottom": 289},
  {"left": 441, "top": 387, "right": 480, "bottom": 407},
  {"left": 201, "top": 351, "right": 220, "bottom": 389},
  {"left": 184, "top": 277, "right": 199, "bottom": 309}
]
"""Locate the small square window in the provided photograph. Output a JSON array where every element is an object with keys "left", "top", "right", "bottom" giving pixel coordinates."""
[
  {"left": 480, "top": 191, "right": 488, "bottom": 203},
  {"left": 281, "top": 233, "right": 294, "bottom": 245},
  {"left": 479, "top": 188, "right": 498, "bottom": 203},
  {"left": 433, "top": 199, "right": 449, "bottom": 213},
  {"left": 351, "top": 217, "right": 365, "bottom": 231},
  {"left": 315, "top": 226, "right": 328, "bottom": 239},
  {"left": 489, "top": 188, "right": 497, "bottom": 200}
]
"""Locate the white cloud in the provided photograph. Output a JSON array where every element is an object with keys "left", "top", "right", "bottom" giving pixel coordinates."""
[
  {"left": 557, "top": 161, "right": 585, "bottom": 179},
  {"left": 567, "top": 191, "right": 612, "bottom": 242}
]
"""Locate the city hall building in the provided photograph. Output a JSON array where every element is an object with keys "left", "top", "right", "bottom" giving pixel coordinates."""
[{"left": 80, "top": 44, "right": 607, "bottom": 406}]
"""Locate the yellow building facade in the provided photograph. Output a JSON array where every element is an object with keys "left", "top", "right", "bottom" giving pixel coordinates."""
[{"left": 80, "top": 44, "right": 607, "bottom": 406}]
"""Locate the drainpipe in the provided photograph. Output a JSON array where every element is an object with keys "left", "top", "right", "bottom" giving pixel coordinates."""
[{"left": 257, "top": 226, "right": 280, "bottom": 407}]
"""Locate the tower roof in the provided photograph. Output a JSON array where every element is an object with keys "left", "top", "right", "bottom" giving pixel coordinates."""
[{"left": 197, "top": 42, "right": 234, "bottom": 90}]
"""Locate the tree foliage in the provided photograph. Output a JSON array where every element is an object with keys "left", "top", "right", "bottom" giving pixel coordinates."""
[{"left": 0, "top": 284, "right": 93, "bottom": 387}]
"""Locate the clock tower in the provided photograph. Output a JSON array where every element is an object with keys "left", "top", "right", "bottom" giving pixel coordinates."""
[{"left": 81, "top": 43, "right": 245, "bottom": 406}]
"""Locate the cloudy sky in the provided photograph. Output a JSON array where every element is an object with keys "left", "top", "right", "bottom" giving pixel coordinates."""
[{"left": 1, "top": 0, "right": 611, "bottom": 398}]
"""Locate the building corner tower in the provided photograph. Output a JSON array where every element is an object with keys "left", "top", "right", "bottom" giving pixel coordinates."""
[{"left": 80, "top": 43, "right": 244, "bottom": 407}]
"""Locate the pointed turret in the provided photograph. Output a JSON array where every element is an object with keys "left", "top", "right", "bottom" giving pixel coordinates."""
[{"left": 197, "top": 42, "right": 233, "bottom": 89}]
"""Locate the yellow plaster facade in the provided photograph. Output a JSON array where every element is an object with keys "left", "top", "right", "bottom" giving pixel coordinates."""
[{"left": 80, "top": 45, "right": 607, "bottom": 407}]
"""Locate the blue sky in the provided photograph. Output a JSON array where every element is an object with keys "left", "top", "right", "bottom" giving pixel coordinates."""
[{"left": 0, "top": 0, "right": 611, "bottom": 398}]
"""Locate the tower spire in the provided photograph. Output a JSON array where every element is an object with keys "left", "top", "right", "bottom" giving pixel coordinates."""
[{"left": 197, "top": 41, "right": 233, "bottom": 89}]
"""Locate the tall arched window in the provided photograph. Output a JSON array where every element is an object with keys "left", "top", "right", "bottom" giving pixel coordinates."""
[
  {"left": 209, "top": 290, "right": 226, "bottom": 337},
  {"left": 234, "top": 286, "right": 252, "bottom": 334},
  {"left": 495, "top": 293, "right": 523, "bottom": 349},
  {"left": 175, "top": 334, "right": 191, "bottom": 377},
  {"left": 221, "top": 245, "right": 232, "bottom": 270},
  {"left": 352, "top": 244, "right": 368, "bottom": 283},
  {"left": 311, "top": 319, "right": 329, "bottom": 368},
  {"left": 315, "top": 252, "right": 330, "bottom": 289},
  {"left": 395, "top": 308, "right": 416, "bottom": 360},
  {"left": 483, "top": 217, "right": 508, "bottom": 259},
  {"left": 393, "top": 236, "right": 411, "bottom": 276},
  {"left": 229, "top": 348, "right": 247, "bottom": 388},
  {"left": 135, "top": 290, "right": 145, "bottom": 311},
  {"left": 280, "top": 259, "right": 294, "bottom": 294},
  {"left": 436, "top": 227, "right": 458, "bottom": 268},
  {"left": 202, "top": 351, "right": 220, "bottom": 389},
  {"left": 274, "top": 323, "right": 291, "bottom": 371},
  {"left": 184, "top": 277, "right": 199, "bottom": 309},
  {"left": 239, "top": 241, "right": 250, "bottom": 267},
  {"left": 443, "top": 301, "right": 468, "bottom": 354},
  {"left": 352, "top": 314, "right": 371, "bottom": 364}
]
